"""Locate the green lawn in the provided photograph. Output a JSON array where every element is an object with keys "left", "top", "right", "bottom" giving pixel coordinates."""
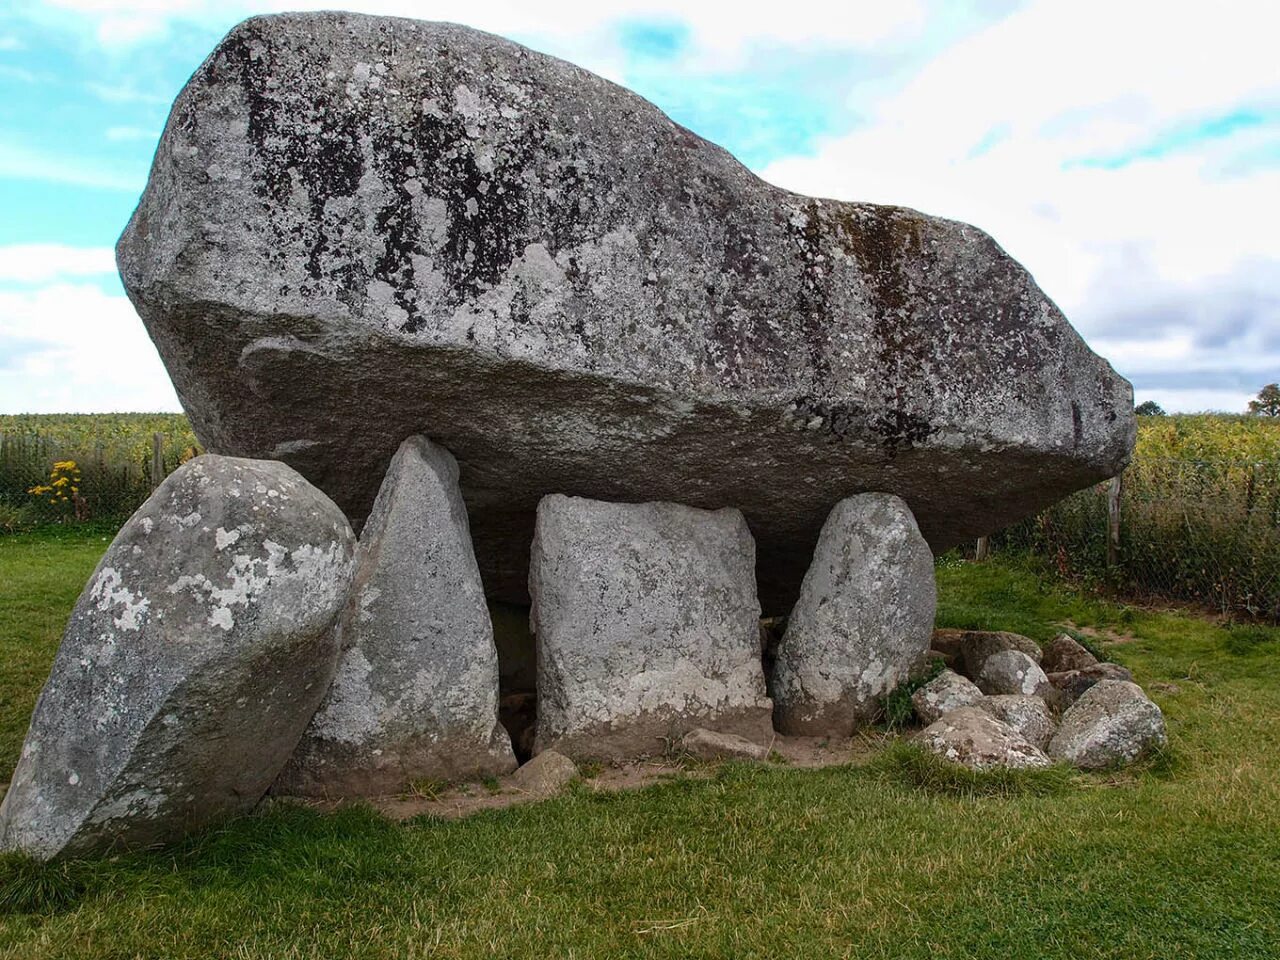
[{"left": 1, "top": 531, "right": 1278, "bottom": 959}]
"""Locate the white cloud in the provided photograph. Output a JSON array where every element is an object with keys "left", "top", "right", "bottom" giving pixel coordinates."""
[
  {"left": 0, "top": 141, "right": 139, "bottom": 191},
  {"left": 0, "top": 282, "right": 180, "bottom": 413},
  {"left": 0, "top": 36, "right": 23, "bottom": 51},
  {"left": 0, "top": 245, "right": 117, "bottom": 284}
]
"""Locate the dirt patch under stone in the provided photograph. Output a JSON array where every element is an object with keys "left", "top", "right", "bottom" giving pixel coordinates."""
[{"left": 270, "top": 734, "right": 876, "bottom": 822}]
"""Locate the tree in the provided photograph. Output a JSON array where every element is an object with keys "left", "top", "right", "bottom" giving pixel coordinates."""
[
  {"left": 1134, "top": 400, "right": 1165, "bottom": 416},
  {"left": 1248, "top": 383, "right": 1280, "bottom": 417}
]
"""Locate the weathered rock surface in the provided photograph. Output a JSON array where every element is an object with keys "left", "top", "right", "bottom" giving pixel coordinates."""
[
  {"left": 510, "top": 750, "right": 577, "bottom": 795},
  {"left": 955, "top": 631, "right": 1044, "bottom": 677},
  {"left": 976, "top": 649, "right": 1052, "bottom": 698},
  {"left": 1047, "top": 663, "right": 1135, "bottom": 708},
  {"left": 276, "top": 437, "right": 514, "bottom": 797},
  {"left": 771, "top": 493, "right": 936, "bottom": 735},
  {"left": 1048, "top": 680, "right": 1166, "bottom": 769},
  {"left": 529, "top": 495, "right": 772, "bottom": 760},
  {"left": 1042, "top": 634, "right": 1099, "bottom": 673},
  {"left": 911, "top": 670, "right": 985, "bottom": 726},
  {"left": 917, "top": 707, "right": 1051, "bottom": 770},
  {"left": 0, "top": 457, "right": 355, "bottom": 859},
  {"left": 981, "top": 695, "right": 1055, "bottom": 749},
  {"left": 680, "top": 728, "right": 770, "bottom": 762},
  {"left": 117, "top": 11, "right": 1135, "bottom": 611}
]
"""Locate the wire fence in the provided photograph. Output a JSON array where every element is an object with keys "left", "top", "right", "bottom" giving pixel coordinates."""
[{"left": 985, "top": 457, "right": 1280, "bottom": 622}]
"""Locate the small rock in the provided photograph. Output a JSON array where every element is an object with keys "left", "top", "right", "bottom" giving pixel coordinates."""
[
  {"left": 1042, "top": 634, "right": 1099, "bottom": 673},
  {"left": 911, "top": 670, "right": 985, "bottom": 725},
  {"left": 511, "top": 751, "right": 578, "bottom": 795},
  {"left": 957, "top": 631, "right": 1044, "bottom": 677},
  {"left": 771, "top": 493, "right": 936, "bottom": 735},
  {"left": 976, "top": 649, "right": 1052, "bottom": 698},
  {"left": 680, "top": 728, "right": 770, "bottom": 762},
  {"left": 1048, "top": 680, "right": 1167, "bottom": 770},
  {"left": 929, "top": 629, "right": 967, "bottom": 661},
  {"left": 1047, "top": 663, "right": 1136, "bottom": 708},
  {"left": 981, "top": 695, "right": 1055, "bottom": 749},
  {"left": 917, "top": 706, "right": 1051, "bottom": 770}
]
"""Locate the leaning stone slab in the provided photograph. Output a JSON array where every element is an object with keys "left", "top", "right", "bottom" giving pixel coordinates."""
[
  {"left": 117, "top": 11, "right": 1134, "bottom": 612},
  {"left": 981, "top": 695, "right": 1055, "bottom": 749},
  {"left": 276, "top": 437, "right": 515, "bottom": 797},
  {"left": 529, "top": 495, "right": 772, "bottom": 761},
  {"left": 917, "top": 707, "right": 1051, "bottom": 770},
  {"left": 771, "top": 493, "right": 936, "bottom": 735},
  {"left": 1042, "top": 634, "right": 1099, "bottom": 674},
  {"left": 911, "top": 670, "right": 985, "bottom": 726},
  {"left": 0, "top": 456, "right": 355, "bottom": 860},
  {"left": 1047, "top": 680, "right": 1166, "bottom": 770},
  {"left": 976, "top": 649, "right": 1052, "bottom": 698}
]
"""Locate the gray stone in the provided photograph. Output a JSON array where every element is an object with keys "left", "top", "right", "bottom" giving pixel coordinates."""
[
  {"left": 276, "top": 437, "right": 515, "bottom": 797},
  {"left": 1047, "top": 662, "right": 1135, "bottom": 708},
  {"left": 117, "top": 12, "right": 1135, "bottom": 612},
  {"left": 917, "top": 707, "right": 1051, "bottom": 770},
  {"left": 911, "top": 670, "right": 985, "bottom": 726},
  {"left": 0, "top": 456, "right": 355, "bottom": 860},
  {"left": 956, "top": 631, "right": 1044, "bottom": 677},
  {"left": 981, "top": 695, "right": 1055, "bottom": 749},
  {"left": 772, "top": 493, "right": 936, "bottom": 735},
  {"left": 510, "top": 750, "right": 578, "bottom": 796},
  {"left": 680, "top": 728, "right": 770, "bottom": 762},
  {"left": 529, "top": 495, "right": 772, "bottom": 761},
  {"left": 976, "top": 649, "right": 1052, "bottom": 698},
  {"left": 1048, "top": 680, "right": 1166, "bottom": 769},
  {"left": 1042, "top": 634, "right": 1099, "bottom": 673}
]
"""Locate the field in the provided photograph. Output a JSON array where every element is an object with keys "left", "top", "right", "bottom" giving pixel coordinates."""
[{"left": 2, "top": 530, "right": 1278, "bottom": 958}]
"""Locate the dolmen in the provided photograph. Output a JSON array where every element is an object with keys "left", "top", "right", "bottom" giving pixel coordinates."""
[{"left": 1, "top": 11, "right": 1147, "bottom": 860}]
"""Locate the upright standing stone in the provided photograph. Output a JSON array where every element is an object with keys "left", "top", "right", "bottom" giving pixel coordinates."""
[
  {"left": 530, "top": 495, "right": 772, "bottom": 760},
  {"left": 771, "top": 493, "right": 936, "bottom": 735},
  {"left": 277, "top": 437, "right": 515, "bottom": 796},
  {"left": 0, "top": 457, "right": 355, "bottom": 860}
]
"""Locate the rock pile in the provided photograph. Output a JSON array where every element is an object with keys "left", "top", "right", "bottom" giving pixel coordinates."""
[{"left": 914, "top": 631, "right": 1166, "bottom": 771}]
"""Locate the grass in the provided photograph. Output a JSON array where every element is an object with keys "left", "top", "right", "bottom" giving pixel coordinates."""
[{"left": 1, "top": 532, "right": 1279, "bottom": 958}]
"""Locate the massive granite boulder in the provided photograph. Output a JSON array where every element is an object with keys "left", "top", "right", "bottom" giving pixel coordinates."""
[
  {"left": 0, "top": 457, "right": 355, "bottom": 860},
  {"left": 117, "top": 11, "right": 1135, "bottom": 610}
]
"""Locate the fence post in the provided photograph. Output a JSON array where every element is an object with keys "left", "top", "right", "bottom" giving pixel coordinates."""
[
  {"left": 1106, "top": 473, "right": 1123, "bottom": 569},
  {"left": 151, "top": 433, "right": 165, "bottom": 491},
  {"left": 975, "top": 536, "right": 990, "bottom": 561}
]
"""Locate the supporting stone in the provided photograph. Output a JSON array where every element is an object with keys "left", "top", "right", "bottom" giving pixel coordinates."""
[
  {"left": 277, "top": 437, "right": 515, "bottom": 797},
  {"left": 771, "top": 493, "right": 936, "bottom": 735},
  {"left": 529, "top": 495, "right": 773, "bottom": 761}
]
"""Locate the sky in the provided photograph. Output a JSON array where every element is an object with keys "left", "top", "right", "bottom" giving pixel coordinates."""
[{"left": 0, "top": 0, "right": 1277, "bottom": 414}]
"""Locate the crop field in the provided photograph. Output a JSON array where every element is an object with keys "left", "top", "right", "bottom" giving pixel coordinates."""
[{"left": 1, "top": 532, "right": 1278, "bottom": 958}]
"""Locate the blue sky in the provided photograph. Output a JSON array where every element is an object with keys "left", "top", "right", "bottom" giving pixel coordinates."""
[{"left": 1, "top": 0, "right": 1277, "bottom": 413}]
